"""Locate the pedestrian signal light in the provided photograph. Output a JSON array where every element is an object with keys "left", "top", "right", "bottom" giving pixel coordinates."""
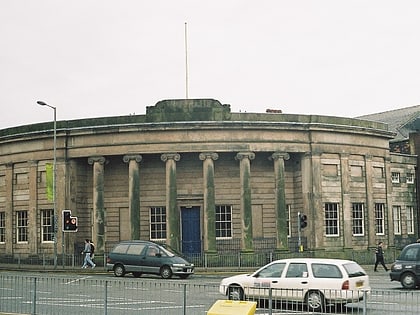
[{"left": 62, "top": 210, "right": 78, "bottom": 232}]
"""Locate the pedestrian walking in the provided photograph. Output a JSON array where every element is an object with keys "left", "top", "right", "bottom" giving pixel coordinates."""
[
  {"left": 374, "top": 241, "right": 388, "bottom": 272},
  {"left": 81, "top": 239, "right": 96, "bottom": 269}
]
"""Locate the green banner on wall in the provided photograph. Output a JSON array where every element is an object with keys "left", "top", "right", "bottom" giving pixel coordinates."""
[{"left": 46, "top": 163, "right": 53, "bottom": 201}]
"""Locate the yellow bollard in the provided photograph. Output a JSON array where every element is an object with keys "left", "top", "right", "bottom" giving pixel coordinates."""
[{"left": 207, "top": 300, "right": 257, "bottom": 315}]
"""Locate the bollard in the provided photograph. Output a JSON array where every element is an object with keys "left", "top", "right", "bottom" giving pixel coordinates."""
[{"left": 207, "top": 300, "right": 257, "bottom": 315}]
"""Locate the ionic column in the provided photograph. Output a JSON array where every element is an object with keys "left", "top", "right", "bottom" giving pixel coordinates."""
[
  {"left": 270, "top": 152, "right": 290, "bottom": 250},
  {"left": 123, "top": 154, "right": 142, "bottom": 240},
  {"left": 199, "top": 152, "right": 219, "bottom": 252},
  {"left": 302, "top": 152, "right": 322, "bottom": 250},
  {"left": 161, "top": 153, "right": 181, "bottom": 250},
  {"left": 235, "top": 152, "right": 255, "bottom": 251},
  {"left": 340, "top": 153, "right": 352, "bottom": 249},
  {"left": 28, "top": 160, "right": 38, "bottom": 255},
  {"left": 88, "top": 156, "right": 107, "bottom": 254},
  {"left": 311, "top": 152, "right": 323, "bottom": 249},
  {"left": 5, "top": 163, "right": 13, "bottom": 254},
  {"left": 364, "top": 155, "right": 375, "bottom": 248},
  {"left": 384, "top": 155, "right": 394, "bottom": 247}
]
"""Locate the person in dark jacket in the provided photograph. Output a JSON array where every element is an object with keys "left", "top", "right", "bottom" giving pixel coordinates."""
[{"left": 374, "top": 241, "right": 388, "bottom": 272}]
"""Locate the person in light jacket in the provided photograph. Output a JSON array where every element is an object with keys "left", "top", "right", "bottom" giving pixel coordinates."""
[{"left": 81, "top": 239, "right": 95, "bottom": 269}]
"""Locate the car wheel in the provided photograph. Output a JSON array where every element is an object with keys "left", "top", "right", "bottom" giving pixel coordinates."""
[
  {"left": 113, "top": 264, "right": 125, "bottom": 277},
  {"left": 160, "top": 266, "right": 173, "bottom": 279},
  {"left": 132, "top": 272, "right": 142, "bottom": 278},
  {"left": 306, "top": 290, "right": 324, "bottom": 312},
  {"left": 228, "top": 285, "right": 244, "bottom": 301},
  {"left": 401, "top": 272, "right": 417, "bottom": 289}
]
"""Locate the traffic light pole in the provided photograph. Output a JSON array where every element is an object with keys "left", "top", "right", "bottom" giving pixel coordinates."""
[
  {"left": 298, "top": 212, "right": 302, "bottom": 252},
  {"left": 62, "top": 230, "right": 65, "bottom": 269}
]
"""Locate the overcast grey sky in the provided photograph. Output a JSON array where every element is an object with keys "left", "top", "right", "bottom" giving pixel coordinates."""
[{"left": 1, "top": 1, "right": 420, "bottom": 129}]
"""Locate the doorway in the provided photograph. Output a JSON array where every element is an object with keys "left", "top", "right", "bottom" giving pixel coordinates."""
[{"left": 181, "top": 206, "right": 201, "bottom": 254}]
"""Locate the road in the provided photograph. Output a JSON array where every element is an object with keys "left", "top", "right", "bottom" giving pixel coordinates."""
[{"left": 0, "top": 269, "right": 419, "bottom": 314}]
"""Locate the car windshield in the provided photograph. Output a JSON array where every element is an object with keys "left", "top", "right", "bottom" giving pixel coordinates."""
[
  {"left": 343, "top": 262, "right": 366, "bottom": 277},
  {"left": 156, "top": 244, "right": 176, "bottom": 257},
  {"left": 399, "top": 246, "right": 420, "bottom": 261},
  {"left": 255, "top": 262, "right": 286, "bottom": 278}
]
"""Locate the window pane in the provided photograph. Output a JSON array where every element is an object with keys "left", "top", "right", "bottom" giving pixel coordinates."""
[
  {"left": 325, "top": 203, "right": 339, "bottom": 236},
  {"left": 352, "top": 203, "right": 364, "bottom": 236},
  {"left": 150, "top": 207, "right": 166, "bottom": 240},
  {"left": 41, "top": 209, "right": 54, "bottom": 242},
  {"left": 216, "top": 205, "right": 232, "bottom": 239},
  {"left": 17, "top": 211, "right": 28, "bottom": 242},
  {"left": 0, "top": 212, "right": 5, "bottom": 243},
  {"left": 407, "top": 206, "right": 415, "bottom": 234},
  {"left": 375, "top": 203, "right": 385, "bottom": 235},
  {"left": 393, "top": 206, "right": 401, "bottom": 235}
]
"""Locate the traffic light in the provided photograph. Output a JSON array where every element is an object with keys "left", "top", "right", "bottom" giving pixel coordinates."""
[
  {"left": 62, "top": 210, "right": 78, "bottom": 232},
  {"left": 299, "top": 213, "right": 308, "bottom": 229}
]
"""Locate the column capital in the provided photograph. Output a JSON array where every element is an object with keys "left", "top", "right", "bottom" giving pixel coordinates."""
[
  {"left": 161, "top": 153, "right": 181, "bottom": 162},
  {"left": 270, "top": 152, "right": 290, "bottom": 161},
  {"left": 199, "top": 152, "right": 219, "bottom": 161},
  {"left": 123, "top": 154, "right": 143, "bottom": 163},
  {"left": 235, "top": 152, "right": 255, "bottom": 161},
  {"left": 88, "top": 156, "right": 107, "bottom": 165}
]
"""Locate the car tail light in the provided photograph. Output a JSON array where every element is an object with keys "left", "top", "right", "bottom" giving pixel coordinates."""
[
  {"left": 106, "top": 257, "right": 111, "bottom": 263},
  {"left": 341, "top": 280, "right": 350, "bottom": 290}
]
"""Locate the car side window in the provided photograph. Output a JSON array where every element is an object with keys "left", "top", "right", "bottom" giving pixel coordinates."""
[
  {"left": 256, "top": 263, "right": 286, "bottom": 278},
  {"left": 312, "top": 263, "right": 343, "bottom": 278},
  {"left": 126, "top": 244, "right": 145, "bottom": 255},
  {"left": 112, "top": 244, "right": 129, "bottom": 254},
  {"left": 146, "top": 246, "right": 159, "bottom": 257},
  {"left": 286, "top": 263, "right": 308, "bottom": 278}
]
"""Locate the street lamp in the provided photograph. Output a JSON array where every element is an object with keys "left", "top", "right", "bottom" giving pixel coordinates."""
[{"left": 37, "top": 100, "right": 57, "bottom": 269}]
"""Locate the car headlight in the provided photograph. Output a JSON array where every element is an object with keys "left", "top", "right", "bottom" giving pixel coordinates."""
[
  {"left": 393, "top": 263, "right": 402, "bottom": 270},
  {"left": 172, "top": 263, "right": 187, "bottom": 267}
]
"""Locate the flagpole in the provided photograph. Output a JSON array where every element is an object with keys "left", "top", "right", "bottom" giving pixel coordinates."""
[{"left": 184, "top": 22, "right": 189, "bottom": 99}]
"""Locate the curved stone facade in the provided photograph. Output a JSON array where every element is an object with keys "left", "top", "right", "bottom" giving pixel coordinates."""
[{"left": 0, "top": 99, "right": 417, "bottom": 258}]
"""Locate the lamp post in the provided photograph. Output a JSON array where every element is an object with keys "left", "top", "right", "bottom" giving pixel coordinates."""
[{"left": 37, "top": 100, "right": 57, "bottom": 269}]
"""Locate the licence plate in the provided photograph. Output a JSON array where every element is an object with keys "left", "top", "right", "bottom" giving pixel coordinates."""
[{"left": 356, "top": 280, "right": 364, "bottom": 288}]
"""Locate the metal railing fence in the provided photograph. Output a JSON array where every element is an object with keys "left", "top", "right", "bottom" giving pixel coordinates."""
[
  {"left": 1, "top": 274, "right": 420, "bottom": 315},
  {"left": 0, "top": 248, "right": 391, "bottom": 271}
]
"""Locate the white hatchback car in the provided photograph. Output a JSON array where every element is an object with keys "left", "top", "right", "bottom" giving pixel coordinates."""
[{"left": 219, "top": 258, "right": 370, "bottom": 311}]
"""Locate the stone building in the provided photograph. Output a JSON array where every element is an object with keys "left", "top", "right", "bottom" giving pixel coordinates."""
[{"left": 0, "top": 99, "right": 417, "bottom": 259}]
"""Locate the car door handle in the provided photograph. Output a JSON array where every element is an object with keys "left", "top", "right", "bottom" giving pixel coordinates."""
[
  {"left": 301, "top": 281, "right": 308, "bottom": 284},
  {"left": 272, "top": 281, "right": 278, "bottom": 283}
]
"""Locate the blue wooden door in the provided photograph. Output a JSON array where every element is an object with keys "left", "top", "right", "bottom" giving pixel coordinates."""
[{"left": 181, "top": 206, "right": 201, "bottom": 254}]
